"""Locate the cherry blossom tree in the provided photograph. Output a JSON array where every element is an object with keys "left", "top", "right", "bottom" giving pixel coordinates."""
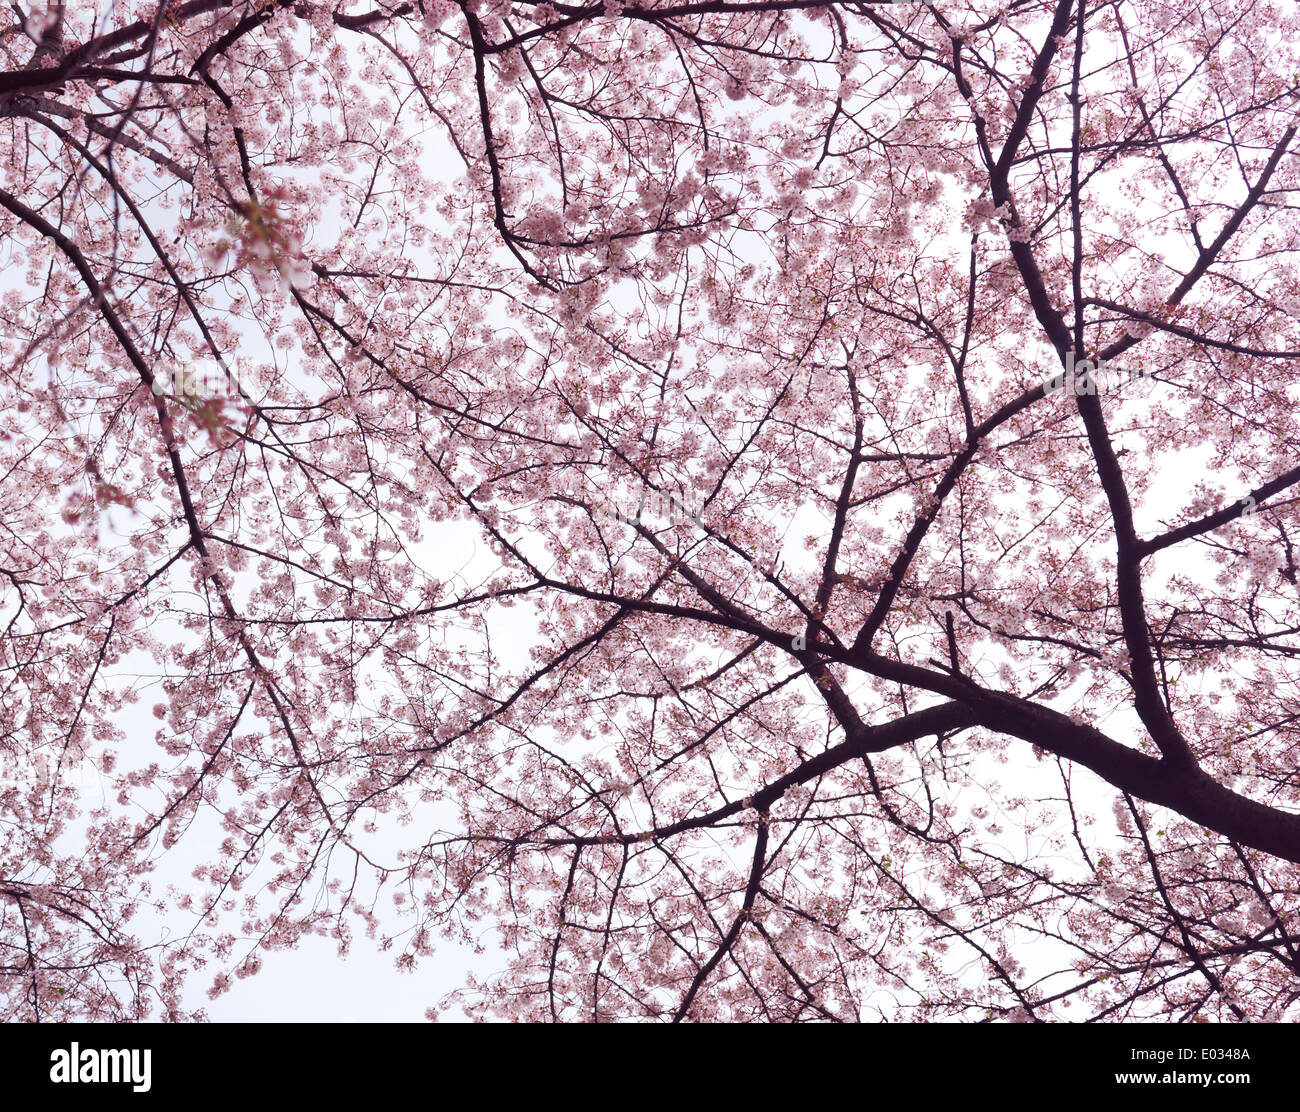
[{"left": 2, "top": 0, "right": 1300, "bottom": 1022}]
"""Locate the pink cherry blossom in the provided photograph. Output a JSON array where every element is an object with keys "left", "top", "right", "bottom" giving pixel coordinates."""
[{"left": 0, "top": 0, "right": 1298, "bottom": 1025}]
